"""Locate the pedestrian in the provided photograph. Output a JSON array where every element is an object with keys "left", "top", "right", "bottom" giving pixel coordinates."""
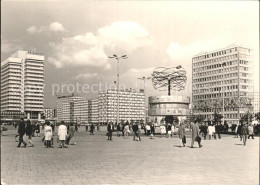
[
  {"left": 151, "top": 123, "right": 155, "bottom": 136},
  {"left": 17, "top": 118, "right": 27, "bottom": 148},
  {"left": 171, "top": 124, "right": 175, "bottom": 137},
  {"left": 75, "top": 123, "right": 78, "bottom": 132},
  {"left": 58, "top": 121, "right": 68, "bottom": 148},
  {"left": 215, "top": 123, "right": 221, "bottom": 139},
  {"left": 160, "top": 124, "right": 166, "bottom": 138},
  {"left": 122, "top": 122, "right": 125, "bottom": 136},
  {"left": 167, "top": 124, "right": 172, "bottom": 138},
  {"left": 248, "top": 123, "right": 254, "bottom": 139},
  {"left": 25, "top": 119, "right": 34, "bottom": 147},
  {"left": 201, "top": 123, "right": 208, "bottom": 140},
  {"left": 117, "top": 123, "right": 121, "bottom": 137},
  {"left": 146, "top": 124, "right": 151, "bottom": 136},
  {"left": 178, "top": 122, "right": 186, "bottom": 147},
  {"left": 90, "top": 123, "right": 94, "bottom": 135},
  {"left": 237, "top": 122, "right": 242, "bottom": 140},
  {"left": 107, "top": 122, "right": 113, "bottom": 141},
  {"left": 35, "top": 122, "right": 41, "bottom": 137},
  {"left": 31, "top": 123, "right": 36, "bottom": 137},
  {"left": 86, "top": 123, "right": 89, "bottom": 132},
  {"left": 124, "top": 123, "right": 130, "bottom": 139},
  {"left": 207, "top": 124, "right": 214, "bottom": 140},
  {"left": 241, "top": 122, "right": 249, "bottom": 146},
  {"left": 191, "top": 122, "right": 202, "bottom": 148},
  {"left": 132, "top": 122, "right": 139, "bottom": 141},
  {"left": 97, "top": 123, "right": 100, "bottom": 132},
  {"left": 44, "top": 121, "right": 53, "bottom": 148},
  {"left": 67, "top": 123, "right": 76, "bottom": 145},
  {"left": 137, "top": 123, "right": 142, "bottom": 141}
]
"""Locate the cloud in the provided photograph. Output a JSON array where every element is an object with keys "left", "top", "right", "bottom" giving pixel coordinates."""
[
  {"left": 73, "top": 73, "right": 98, "bottom": 79},
  {"left": 49, "top": 22, "right": 65, "bottom": 32},
  {"left": 167, "top": 35, "right": 233, "bottom": 63},
  {"left": 1, "top": 39, "right": 23, "bottom": 54},
  {"left": 27, "top": 21, "right": 65, "bottom": 34},
  {"left": 48, "top": 21, "right": 152, "bottom": 69}
]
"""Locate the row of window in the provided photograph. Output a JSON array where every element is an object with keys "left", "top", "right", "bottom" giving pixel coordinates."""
[{"left": 193, "top": 48, "right": 238, "bottom": 62}]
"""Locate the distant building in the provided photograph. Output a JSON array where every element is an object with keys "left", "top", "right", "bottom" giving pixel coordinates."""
[
  {"left": 253, "top": 92, "right": 260, "bottom": 114},
  {"left": 43, "top": 108, "right": 56, "bottom": 119},
  {"left": 56, "top": 94, "right": 86, "bottom": 123},
  {"left": 74, "top": 99, "right": 88, "bottom": 123},
  {"left": 192, "top": 45, "right": 254, "bottom": 124},
  {"left": 88, "top": 99, "right": 99, "bottom": 124},
  {"left": 98, "top": 89, "right": 145, "bottom": 123},
  {"left": 1, "top": 50, "right": 44, "bottom": 123}
]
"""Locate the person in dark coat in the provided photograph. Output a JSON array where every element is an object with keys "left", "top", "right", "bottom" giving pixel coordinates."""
[
  {"left": 36, "top": 122, "right": 41, "bottom": 137},
  {"left": 215, "top": 123, "right": 221, "bottom": 139},
  {"left": 241, "top": 122, "right": 249, "bottom": 146},
  {"left": 107, "top": 122, "right": 113, "bottom": 140},
  {"left": 132, "top": 122, "right": 139, "bottom": 141},
  {"left": 17, "top": 118, "right": 27, "bottom": 147},
  {"left": 90, "top": 123, "right": 94, "bottom": 135},
  {"left": 200, "top": 123, "right": 208, "bottom": 140},
  {"left": 25, "top": 119, "right": 34, "bottom": 147},
  {"left": 178, "top": 123, "right": 186, "bottom": 147},
  {"left": 191, "top": 122, "right": 202, "bottom": 148},
  {"left": 117, "top": 124, "right": 121, "bottom": 137},
  {"left": 151, "top": 123, "right": 155, "bottom": 135}
]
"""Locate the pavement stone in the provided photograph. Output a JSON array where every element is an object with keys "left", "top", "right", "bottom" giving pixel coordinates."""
[{"left": 1, "top": 126, "right": 259, "bottom": 185}]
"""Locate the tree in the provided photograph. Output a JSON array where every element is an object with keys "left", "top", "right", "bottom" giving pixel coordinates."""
[
  {"left": 240, "top": 112, "right": 254, "bottom": 123},
  {"left": 255, "top": 112, "right": 260, "bottom": 121},
  {"left": 194, "top": 115, "right": 205, "bottom": 123},
  {"left": 213, "top": 112, "right": 223, "bottom": 124}
]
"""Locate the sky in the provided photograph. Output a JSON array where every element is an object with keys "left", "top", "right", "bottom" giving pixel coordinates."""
[{"left": 1, "top": 0, "right": 259, "bottom": 108}]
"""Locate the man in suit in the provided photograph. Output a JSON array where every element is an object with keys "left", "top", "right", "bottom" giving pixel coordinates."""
[
  {"left": 107, "top": 122, "right": 113, "bottom": 141},
  {"left": 191, "top": 122, "right": 202, "bottom": 148},
  {"left": 132, "top": 122, "right": 139, "bottom": 141},
  {"left": 17, "top": 118, "right": 27, "bottom": 147}
]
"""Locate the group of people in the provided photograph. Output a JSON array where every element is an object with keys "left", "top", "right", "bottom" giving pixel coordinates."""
[
  {"left": 15, "top": 117, "right": 256, "bottom": 149},
  {"left": 15, "top": 119, "right": 77, "bottom": 148},
  {"left": 235, "top": 122, "right": 255, "bottom": 146}
]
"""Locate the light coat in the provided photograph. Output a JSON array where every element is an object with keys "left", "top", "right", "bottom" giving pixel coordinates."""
[
  {"left": 191, "top": 123, "right": 199, "bottom": 141},
  {"left": 44, "top": 126, "right": 53, "bottom": 141},
  {"left": 58, "top": 125, "right": 67, "bottom": 140},
  {"left": 178, "top": 125, "right": 185, "bottom": 139}
]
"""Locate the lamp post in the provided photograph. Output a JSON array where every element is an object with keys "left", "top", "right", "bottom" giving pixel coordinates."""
[
  {"left": 138, "top": 77, "right": 151, "bottom": 124},
  {"left": 108, "top": 54, "right": 128, "bottom": 124},
  {"left": 222, "top": 62, "right": 226, "bottom": 125}
]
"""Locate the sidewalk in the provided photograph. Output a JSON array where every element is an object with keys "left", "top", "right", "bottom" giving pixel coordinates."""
[{"left": 1, "top": 127, "right": 259, "bottom": 185}]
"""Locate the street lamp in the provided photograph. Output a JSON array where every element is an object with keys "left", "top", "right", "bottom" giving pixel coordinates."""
[
  {"left": 138, "top": 77, "right": 151, "bottom": 124},
  {"left": 108, "top": 54, "right": 128, "bottom": 124},
  {"left": 222, "top": 62, "right": 226, "bottom": 125}
]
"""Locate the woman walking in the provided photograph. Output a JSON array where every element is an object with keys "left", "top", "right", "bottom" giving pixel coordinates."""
[
  {"left": 124, "top": 123, "right": 130, "bottom": 139},
  {"left": 25, "top": 119, "right": 34, "bottom": 147},
  {"left": 178, "top": 123, "right": 186, "bottom": 147},
  {"left": 58, "top": 121, "right": 68, "bottom": 148},
  {"left": 44, "top": 121, "right": 53, "bottom": 148}
]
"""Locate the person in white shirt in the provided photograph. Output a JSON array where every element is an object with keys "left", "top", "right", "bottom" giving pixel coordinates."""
[
  {"left": 58, "top": 121, "right": 68, "bottom": 148},
  {"left": 207, "top": 124, "right": 214, "bottom": 140}
]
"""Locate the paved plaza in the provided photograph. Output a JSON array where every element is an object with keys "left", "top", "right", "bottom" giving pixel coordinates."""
[{"left": 1, "top": 126, "right": 259, "bottom": 185}]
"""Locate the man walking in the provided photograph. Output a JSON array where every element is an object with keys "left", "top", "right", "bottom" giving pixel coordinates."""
[
  {"left": 132, "top": 122, "right": 139, "bottom": 141},
  {"left": 17, "top": 118, "right": 27, "bottom": 148},
  {"left": 107, "top": 122, "right": 113, "bottom": 141},
  {"left": 241, "top": 122, "right": 249, "bottom": 146},
  {"left": 58, "top": 121, "right": 68, "bottom": 148},
  {"left": 191, "top": 122, "right": 202, "bottom": 148}
]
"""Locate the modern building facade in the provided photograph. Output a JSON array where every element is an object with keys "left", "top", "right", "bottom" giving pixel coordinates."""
[
  {"left": 253, "top": 92, "right": 260, "bottom": 114},
  {"left": 56, "top": 94, "right": 86, "bottom": 123},
  {"left": 74, "top": 99, "right": 88, "bottom": 123},
  {"left": 192, "top": 45, "right": 254, "bottom": 124},
  {"left": 1, "top": 50, "right": 44, "bottom": 122},
  {"left": 98, "top": 89, "right": 145, "bottom": 123},
  {"left": 43, "top": 108, "right": 56, "bottom": 119},
  {"left": 88, "top": 99, "right": 99, "bottom": 124}
]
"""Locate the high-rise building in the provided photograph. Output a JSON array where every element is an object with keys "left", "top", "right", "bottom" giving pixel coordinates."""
[
  {"left": 88, "top": 99, "right": 99, "bottom": 124},
  {"left": 98, "top": 89, "right": 145, "bottom": 123},
  {"left": 56, "top": 94, "right": 86, "bottom": 123},
  {"left": 1, "top": 50, "right": 44, "bottom": 122},
  {"left": 253, "top": 92, "right": 260, "bottom": 114},
  {"left": 192, "top": 45, "right": 254, "bottom": 124},
  {"left": 74, "top": 99, "right": 88, "bottom": 123}
]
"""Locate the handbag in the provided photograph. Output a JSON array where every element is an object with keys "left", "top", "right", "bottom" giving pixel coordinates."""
[
  {"left": 182, "top": 135, "right": 186, "bottom": 144},
  {"left": 195, "top": 136, "right": 201, "bottom": 142}
]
